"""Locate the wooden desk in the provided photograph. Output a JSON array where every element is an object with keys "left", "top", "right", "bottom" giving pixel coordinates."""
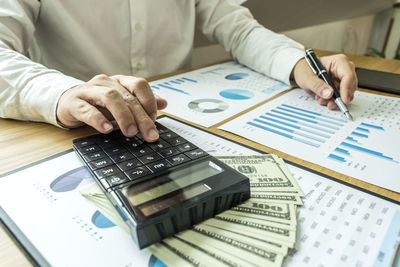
[{"left": 1, "top": 52, "right": 399, "bottom": 266}]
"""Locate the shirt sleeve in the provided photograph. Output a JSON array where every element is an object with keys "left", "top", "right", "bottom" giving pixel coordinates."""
[
  {"left": 195, "top": 0, "right": 305, "bottom": 85},
  {"left": 0, "top": 0, "right": 84, "bottom": 127}
]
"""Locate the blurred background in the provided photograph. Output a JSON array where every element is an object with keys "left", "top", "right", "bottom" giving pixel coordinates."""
[{"left": 192, "top": 0, "right": 400, "bottom": 67}]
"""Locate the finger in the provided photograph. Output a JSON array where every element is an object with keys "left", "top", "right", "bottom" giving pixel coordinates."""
[
  {"left": 114, "top": 76, "right": 158, "bottom": 121},
  {"left": 155, "top": 94, "right": 168, "bottom": 110},
  {"left": 81, "top": 85, "right": 138, "bottom": 137},
  {"left": 327, "top": 100, "right": 338, "bottom": 110},
  {"left": 306, "top": 75, "right": 334, "bottom": 100},
  {"left": 70, "top": 99, "right": 113, "bottom": 133},
  {"left": 293, "top": 59, "right": 334, "bottom": 100},
  {"left": 339, "top": 73, "right": 357, "bottom": 105},
  {"left": 321, "top": 56, "right": 357, "bottom": 105},
  {"left": 125, "top": 95, "right": 159, "bottom": 142},
  {"left": 317, "top": 97, "right": 329, "bottom": 106}
]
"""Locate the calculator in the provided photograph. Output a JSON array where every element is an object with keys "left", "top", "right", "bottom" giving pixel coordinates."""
[{"left": 72, "top": 121, "right": 250, "bottom": 248}]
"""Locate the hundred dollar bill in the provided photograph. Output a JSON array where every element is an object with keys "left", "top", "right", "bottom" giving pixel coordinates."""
[
  {"left": 271, "top": 155, "right": 303, "bottom": 195},
  {"left": 210, "top": 214, "right": 296, "bottom": 247},
  {"left": 176, "top": 229, "right": 282, "bottom": 267},
  {"left": 80, "top": 183, "right": 130, "bottom": 233},
  {"left": 165, "top": 235, "right": 252, "bottom": 266},
  {"left": 250, "top": 192, "right": 303, "bottom": 206},
  {"left": 149, "top": 238, "right": 229, "bottom": 267},
  {"left": 192, "top": 224, "right": 285, "bottom": 264},
  {"left": 196, "top": 223, "right": 289, "bottom": 256},
  {"left": 229, "top": 200, "right": 297, "bottom": 226},
  {"left": 217, "top": 155, "right": 303, "bottom": 193}
]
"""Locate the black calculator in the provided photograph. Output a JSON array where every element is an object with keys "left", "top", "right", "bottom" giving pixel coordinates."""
[{"left": 72, "top": 120, "right": 250, "bottom": 248}]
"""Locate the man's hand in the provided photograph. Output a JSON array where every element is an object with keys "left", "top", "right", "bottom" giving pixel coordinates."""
[
  {"left": 57, "top": 74, "right": 168, "bottom": 142},
  {"left": 292, "top": 54, "right": 357, "bottom": 110}
]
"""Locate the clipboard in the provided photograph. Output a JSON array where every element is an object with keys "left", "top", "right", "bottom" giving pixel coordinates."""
[{"left": 1, "top": 115, "right": 399, "bottom": 266}]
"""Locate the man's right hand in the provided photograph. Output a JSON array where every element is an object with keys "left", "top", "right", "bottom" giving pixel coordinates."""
[{"left": 56, "top": 74, "right": 168, "bottom": 142}]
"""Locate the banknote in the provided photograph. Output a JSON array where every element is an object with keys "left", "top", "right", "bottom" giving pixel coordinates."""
[
  {"left": 230, "top": 200, "right": 297, "bottom": 226},
  {"left": 80, "top": 183, "right": 130, "bottom": 233},
  {"left": 217, "top": 155, "right": 303, "bottom": 193},
  {"left": 81, "top": 154, "right": 303, "bottom": 266},
  {"left": 149, "top": 238, "right": 229, "bottom": 267},
  {"left": 250, "top": 192, "right": 303, "bottom": 205},
  {"left": 211, "top": 214, "right": 296, "bottom": 247},
  {"left": 196, "top": 223, "right": 288, "bottom": 256},
  {"left": 176, "top": 229, "right": 282, "bottom": 267}
]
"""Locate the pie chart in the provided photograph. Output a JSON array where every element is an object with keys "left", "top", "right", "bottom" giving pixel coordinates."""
[
  {"left": 225, "top": 73, "right": 249, "bottom": 80},
  {"left": 188, "top": 99, "right": 229, "bottom": 113},
  {"left": 219, "top": 89, "right": 254, "bottom": 100}
]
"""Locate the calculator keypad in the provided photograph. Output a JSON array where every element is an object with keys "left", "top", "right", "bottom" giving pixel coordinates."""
[{"left": 73, "top": 122, "right": 208, "bottom": 191}]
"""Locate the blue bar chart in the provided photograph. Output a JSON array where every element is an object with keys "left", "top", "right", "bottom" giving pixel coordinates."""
[
  {"left": 220, "top": 88, "right": 400, "bottom": 192},
  {"left": 246, "top": 103, "right": 346, "bottom": 148}
]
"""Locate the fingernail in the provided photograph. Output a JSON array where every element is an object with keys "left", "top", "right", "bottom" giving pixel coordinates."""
[
  {"left": 148, "top": 129, "right": 159, "bottom": 140},
  {"left": 127, "top": 125, "right": 137, "bottom": 136},
  {"left": 322, "top": 88, "right": 332, "bottom": 98},
  {"left": 103, "top": 122, "right": 113, "bottom": 131}
]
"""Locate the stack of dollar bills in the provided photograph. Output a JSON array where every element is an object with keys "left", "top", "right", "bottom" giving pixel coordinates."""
[{"left": 80, "top": 154, "right": 303, "bottom": 267}]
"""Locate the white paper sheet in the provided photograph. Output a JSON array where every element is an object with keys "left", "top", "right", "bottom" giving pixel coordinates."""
[
  {"left": 150, "top": 61, "right": 290, "bottom": 127},
  {"left": 0, "top": 116, "right": 398, "bottom": 267},
  {"left": 219, "top": 88, "right": 400, "bottom": 193},
  {"left": 160, "top": 116, "right": 400, "bottom": 267}
]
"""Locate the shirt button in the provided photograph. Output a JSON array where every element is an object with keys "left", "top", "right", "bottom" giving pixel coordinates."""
[
  {"left": 136, "top": 62, "right": 143, "bottom": 71},
  {"left": 135, "top": 23, "right": 142, "bottom": 32}
]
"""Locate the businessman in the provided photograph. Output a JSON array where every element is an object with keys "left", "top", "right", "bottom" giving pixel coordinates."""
[{"left": 0, "top": 1, "right": 357, "bottom": 142}]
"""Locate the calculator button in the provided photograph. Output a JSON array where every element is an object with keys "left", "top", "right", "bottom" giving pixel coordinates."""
[
  {"left": 74, "top": 139, "right": 95, "bottom": 148},
  {"left": 160, "top": 132, "right": 178, "bottom": 140},
  {"left": 159, "top": 147, "right": 180, "bottom": 158},
  {"left": 104, "top": 147, "right": 127, "bottom": 156},
  {"left": 121, "top": 137, "right": 143, "bottom": 149},
  {"left": 121, "top": 136, "right": 140, "bottom": 143},
  {"left": 94, "top": 166, "right": 122, "bottom": 178},
  {"left": 125, "top": 166, "right": 151, "bottom": 180},
  {"left": 79, "top": 144, "right": 101, "bottom": 154},
  {"left": 138, "top": 153, "right": 162, "bottom": 164},
  {"left": 156, "top": 123, "right": 170, "bottom": 134},
  {"left": 88, "top": 158, "right": 114, "bottom": 170},
  {"left": 135, "top": 132, "right": 144, "bottom": 140},
  {"left": 177, "top": 142, "right": 197, "bottom": 152},
  {"left": 165, "top": 137, "right": 187, "bottom": 146},
  {"left": 167, "top": 154, "right": 191, "bottom": 166},
  {"left": 147, "top": 159, "right": 172, "bottom": 173},
  {"left": 185, "top": 149, "right": 207, "bottom": 159},
  {"left": 117, "top": 159, "right": 143, "bottom": 171},
  {"left": 96, "top": 139, "right": 119, "bottom": 149},
  {"left": 148, "top": 140, "right": 171, "bottom": 151},
  {"left": 83, "top": 151, "right": 107, "bottom": 162},
  {"left": 110, "top": 152, "right": 134, "bottom": 163},
  {"left": 102, "top": 173, "right": 130, "bottom": 187},
  {"left": 130, "top": 146, "right": 154, "bottom": 157}
]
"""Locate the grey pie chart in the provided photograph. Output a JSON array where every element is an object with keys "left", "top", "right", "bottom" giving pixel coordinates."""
[{"left": 188, "top": 98, "right": 229, "bottom": 113}]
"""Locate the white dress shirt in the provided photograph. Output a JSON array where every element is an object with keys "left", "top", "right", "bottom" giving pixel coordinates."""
[{"left": 0, "top": 0, "right": 304, "bottom": 126}]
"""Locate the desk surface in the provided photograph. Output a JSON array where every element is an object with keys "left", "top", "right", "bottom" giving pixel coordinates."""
[{"left": 1, "top": 51, "right": 400, "bottom": 266}]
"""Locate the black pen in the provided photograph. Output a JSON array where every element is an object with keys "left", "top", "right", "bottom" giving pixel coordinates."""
[{"left": 304, "top": 48, "right": 354, "bottom": 121}]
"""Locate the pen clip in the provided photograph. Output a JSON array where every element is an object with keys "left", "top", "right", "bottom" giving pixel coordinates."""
[{"left": 304, "top": 55, "right": 317, "bottom": 75}]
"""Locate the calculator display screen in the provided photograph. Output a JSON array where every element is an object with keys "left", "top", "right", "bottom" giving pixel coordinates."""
[{"left": 125, "top": 160, "right": 224, "bottom": 216}]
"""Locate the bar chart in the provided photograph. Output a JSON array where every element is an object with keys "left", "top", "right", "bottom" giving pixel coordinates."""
[{"left": 220, "top": 89, "right": 400, "bottom": 192}]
